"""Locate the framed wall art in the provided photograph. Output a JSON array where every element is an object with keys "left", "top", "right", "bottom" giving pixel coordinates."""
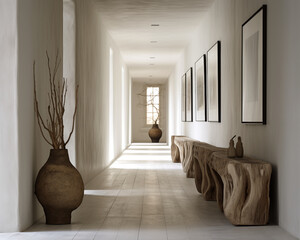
[
  {"left": 181, "top": 73, "right": 186, "bottom": 122},
  {"left": 207, "top": 41, "right": 221, "bottom": 122},
  {"left": 185, "top": 68, "right": 193, "bottom": 122},
  {"left": 241, "top": 5, "right": 266, "bottom": 124},
  {"left": 195, "top": 55, "right": 206, "bottom": 121}
]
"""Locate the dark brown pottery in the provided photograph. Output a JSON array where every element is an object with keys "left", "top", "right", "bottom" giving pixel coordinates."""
[
  {"left": 148, "top": 123, "right": 162, "bottom": 143},
  {"left": 35, "top": 149, "right": 84, "bottom": 224}
]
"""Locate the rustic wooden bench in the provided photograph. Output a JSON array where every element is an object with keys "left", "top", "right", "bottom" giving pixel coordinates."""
[
  {"left": 172, "top": 136, "right": 195, "bottom": 178},
  {"left": 171, "top": 135, "right": 184, "bottom": 163},
  {"left": 193, "top": 142, "right": 226, "bottom": 201},
  {"left": 209, "top": 151, "right": 272, "bottom": 225},
  {"left": 172, "top": 135, "right": 272, "bottom": 225}
]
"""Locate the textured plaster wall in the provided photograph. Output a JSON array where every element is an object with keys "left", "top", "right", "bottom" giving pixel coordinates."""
[
  {"left": 63, "top": 0, "right": 76, "bottom": 166},
  {"left": 1, "top": 0, "right": 128, "bottom": 231},
  {"left": 168, "top": 57, "right": 185, "bottom": 142},
  {"left": 131, "top": 81, "right": 167, "bottom": 143},
  {"left": 75, "top": 0, "right": 129, "bottom": 183},
  {"left": 18, "top": 0, "right": 63, "bottom": 230},
  {"left": 171, "top": 0, "right": 300, "bottom": 238},
  {"left": 0, "top": 0, "right": 19, "bottom": 232},
  {"left": 0, "top": 0, "right": 63, "bottom": 232}
]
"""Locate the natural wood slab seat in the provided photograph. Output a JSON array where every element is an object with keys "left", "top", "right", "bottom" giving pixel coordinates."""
[
  {"left": 171, "top": 135, "right": 185, "bottom": 163},
  {"left": 209, "top": 151, "right": 272, "bottom": 225},
  {"left": 173, "top": 136, "right": 196, "bottom": 178},
  {"left": 193, "top": 142, "right": 226, "bottom": 201}
]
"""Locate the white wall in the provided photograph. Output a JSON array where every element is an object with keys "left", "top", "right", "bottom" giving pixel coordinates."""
[
  {"left": 1, "top": 0, "right": 129, "bottom": 231},
  {"left": 0, "top": 0, "right": 19, "bottom": 232},
  {"left": 131, "top": 80, "right": 167, "bottom": 143},
  {"left": 0, "top": 0, "right": 63, "bottom": 232},
  {"left": 168, "top": 57, "right": 185, "bottom": 142},
  {"left": 75, "top": 0, "right": 130, "bottom": 183},
  {"left": 18, "top": 0, "right": 63, "bottom": 230},
  {"left": 170, "top": 0, "right": 300, "bottom": 238},
  {"left": 63, "top": 0, "right": 76, "bottom": 166}
]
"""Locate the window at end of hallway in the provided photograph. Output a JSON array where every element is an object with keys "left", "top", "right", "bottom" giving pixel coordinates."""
[{"left": 146, "top": 87, "right": 159, "bottom": 125}]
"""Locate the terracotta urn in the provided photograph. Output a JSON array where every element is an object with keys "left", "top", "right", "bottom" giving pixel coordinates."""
[
  {"left": 35, "top": 149, "right": 84, "bottom": 224},
  {"left": 148, "top": 123, "right": 162, "bottom": 143}
]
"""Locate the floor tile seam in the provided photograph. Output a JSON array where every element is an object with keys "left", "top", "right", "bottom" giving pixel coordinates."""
[
  {"left": 136, "top": 179, "right": 145, "bottom": 240},
  {"left": 109, "top": 168, "right": 123, "bottom": 186},
  {"left": 72, "top": 223, "right": 99, "bottom": 240},
  {"left": 166, "top": 169, "right": 195, "bottom": 220},
  {"left": 70, "top": 223, "right": 91, "bottom": 240},
  {"left": 111, "top": 171, "right": 128, "bottom": 188},
  {"left": 113, "top": 217, "right": 141, "bottom": 240},
  {"left": 7, "top": 232, "right": 34, "bottom": 240},
  {"left": 129, "top": 167, "right": 145, "bottom": 220},
  {"left": 121, "top": 168, "right": 138, "bottom": 191},
  {"left": 114, "top": 172, "right": 128, "bottom": 191},
  {"left": 111, "top": 169, "right": 138, "bottom": 217},
  {"left": 174, "top": 174, "right": 203, "bottom": 240},
  {"left": 157, "top": 168, "right": 182, "bottom": 240},
  {"left": 104, "top": 218, "right": 124, "bottom": 240},
  {"left": 91, "top": 176, "right": 124, "bottom": 240},
  {"left": 85, "top": 167, "right": 122, "bottom": 190},
  {"left": 141, "top": 170, "right": 161, "bottom": 213},
  {"left": 165, "top": 170, "right": 194, "bottom": 240}
]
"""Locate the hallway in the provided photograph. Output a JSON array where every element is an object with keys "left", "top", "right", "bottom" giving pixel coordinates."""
[
  {"left": 1, "top": 144, "right": 296, "bottom": 240},
  {"left": 2, "top": 0, "right": 300, "bottom": 238}
]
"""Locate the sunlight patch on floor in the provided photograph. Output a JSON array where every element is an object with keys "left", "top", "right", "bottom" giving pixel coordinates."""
[
  {"left": 109, "top": 143, "right": 177, "bottom": 170},
  {"left": 84, "top": 189, "right": 121, "bottom": 197},
  {"left": 123, "top": 149, "right": 171, "bottom": 155}
]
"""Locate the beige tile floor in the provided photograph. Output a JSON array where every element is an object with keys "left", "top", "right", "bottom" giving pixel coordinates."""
[{"left": 1, "top": 143, "right": 297, "bottom": 240}]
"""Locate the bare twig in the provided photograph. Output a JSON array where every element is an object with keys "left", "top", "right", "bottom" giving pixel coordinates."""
[
  {"left": 64, "top": 85, "right": 79, "bottom": 148},
  {"left": 33, "top": 62, "right": 54, "bottom": 147},
  {"left": 137, "top": 85, "right": 160, "bottom": 124},
  {"left": 33, "top": 51, "right": 78, "bottom": 149}
]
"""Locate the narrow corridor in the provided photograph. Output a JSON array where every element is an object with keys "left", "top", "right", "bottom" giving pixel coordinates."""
[{"left": 1, "top": 144, "right": 296, "bottom": 240}]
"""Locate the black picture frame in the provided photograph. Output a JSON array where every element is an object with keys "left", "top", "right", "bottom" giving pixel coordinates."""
[
  {"left": 207, "top": 41, "right": 221, "bottom": 122},
  {"left": 185, "top": 68, "right": 193, "bottom": 122},
  {"left": 241, "top": 5, "right": 267, "bottom": 124},
  {"left": 195, "top": 55, "right": 207, "bottom": 122},
  {"left": 181, "top": 73, "right": 186, "bottom": 122}
]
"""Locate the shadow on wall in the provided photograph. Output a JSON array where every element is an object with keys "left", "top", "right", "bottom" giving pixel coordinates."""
[{"left": 269, "top": 165, "right": 278, "bottom": 225}]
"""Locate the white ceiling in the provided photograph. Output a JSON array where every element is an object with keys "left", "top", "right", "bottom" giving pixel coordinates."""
[{"left": 93, "top": 0, "right": 214, "bottom": 81}]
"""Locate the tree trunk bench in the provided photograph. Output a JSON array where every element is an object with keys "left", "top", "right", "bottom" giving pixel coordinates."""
[
  {"left": 171, "top": 135, "right": 184, "bottom": 163},
  {"left": 173, "top": 136, "right": 196, "bottom": 178},
  {"left": 209, "top": 151, "right": 272, "bottom": 225},
  {"left": 171, "top": 136, "right": 272, "bottom": 225},
  {"left": 193, "top": 142, "right": 226, "bottom": 201}
]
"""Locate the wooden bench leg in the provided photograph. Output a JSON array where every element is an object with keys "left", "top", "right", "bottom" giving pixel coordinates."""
[
  {"left": 210, "top": 168, "right": 223, "bottom": 211},
  {"left": 223, "top": 163, "right": 271, "bottom": 225},
  {"left": 171, "top": 136, "right": 181, "bottom": 163},
  {"left": 194, "top": 157, "right": 202, "bottom": 193}
]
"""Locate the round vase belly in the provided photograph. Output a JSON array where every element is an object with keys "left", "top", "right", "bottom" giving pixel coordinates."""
[
  {"left": 35, "top": 149, "right": 84, "bottom": 225},
  {"left": 148, "top": 124, "right": 162, "bottom": 143}
]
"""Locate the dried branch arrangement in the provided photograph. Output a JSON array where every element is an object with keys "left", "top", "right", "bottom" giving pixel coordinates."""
[
  {"left": 146, "top": 95, "right": 160, "bottom": 124},
  {"left": 137, "top": 87, "right": 160, "bottom": 124},
  {"left": 33, "top": 51, "right": 78, "bottom": 149}
]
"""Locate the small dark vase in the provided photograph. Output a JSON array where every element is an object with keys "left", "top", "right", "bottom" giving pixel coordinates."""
[
  {"left": 35, "top": 149, "right": 84, "bottom": 225},
  {"left": 148, "top": 123, "right": 162, "bottom": 143}
]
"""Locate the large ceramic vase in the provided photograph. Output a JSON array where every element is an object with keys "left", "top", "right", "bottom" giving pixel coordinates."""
[
  {"left": 148, "top": 123, "right": 162, "bottom": 143},
  {"left": 35, "top": 149, "right": 84, "bottom": 225}
]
